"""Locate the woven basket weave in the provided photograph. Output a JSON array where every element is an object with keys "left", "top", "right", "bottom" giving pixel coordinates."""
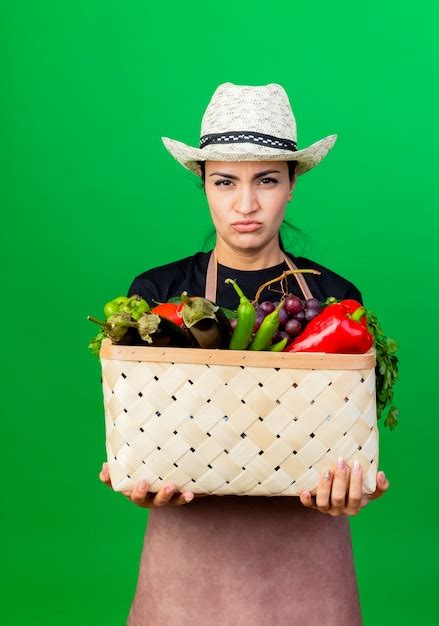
[{"left": 99, "top": 339, "right": 378, "bottom": 496}]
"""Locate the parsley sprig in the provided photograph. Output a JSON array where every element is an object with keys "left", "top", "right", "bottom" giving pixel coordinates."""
[
  {"left": 88, "top": 330, "right": 106, "bottom": 357},
  {"left": 365, "top": 310, "right": 399, "bottom": 430}
]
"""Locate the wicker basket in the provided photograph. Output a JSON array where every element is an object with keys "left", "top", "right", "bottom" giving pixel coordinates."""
[{"left": 99, "top": 339, "right": 378, "bottom": 496}]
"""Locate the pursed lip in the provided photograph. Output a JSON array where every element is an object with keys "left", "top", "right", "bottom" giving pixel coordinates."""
[
  {"left": 231, "top": 220, "right": 262, "bottom": 225},
  {"left": 231, "top": 220, "right": 263, "bottom": 233}
]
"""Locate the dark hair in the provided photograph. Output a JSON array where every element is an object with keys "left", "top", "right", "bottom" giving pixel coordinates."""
[{"left": 197, "top": 160, "right": 304, "bottom": 252}]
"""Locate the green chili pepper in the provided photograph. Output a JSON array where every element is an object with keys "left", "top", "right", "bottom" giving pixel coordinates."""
[
  {"left": 225, "top": 278, "right": 256, "bottom": 350},
  {"left": 270, "top": 337, "right": 288, "bottom": 352},
  {"left": 249, "top": 301, "right": 284, "bottom": 351}
]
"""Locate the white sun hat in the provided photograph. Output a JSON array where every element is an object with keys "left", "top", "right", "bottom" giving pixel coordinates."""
[{"left": 161, "top": 82, "right": 337, "bottom": 177}]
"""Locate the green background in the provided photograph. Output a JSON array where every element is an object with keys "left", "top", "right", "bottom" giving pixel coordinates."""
[{"left": 2, "top": 1, "right": 438, "bottom": 624}]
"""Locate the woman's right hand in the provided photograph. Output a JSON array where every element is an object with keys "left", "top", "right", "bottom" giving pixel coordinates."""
[{"left": 99, "top": 461, "right": 196, "bottom": 508}]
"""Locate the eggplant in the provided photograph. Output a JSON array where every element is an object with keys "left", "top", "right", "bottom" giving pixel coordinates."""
[
  {"left": 179, "top": 292, "right": 232, "bottom": 349},
  {"left": 151, "top": 316, "right": 194, "bottom": 347}
]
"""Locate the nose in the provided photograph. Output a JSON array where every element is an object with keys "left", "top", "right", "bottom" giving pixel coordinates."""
[{"left": 234, "top": 184, "right": 260, "bottom": 215}]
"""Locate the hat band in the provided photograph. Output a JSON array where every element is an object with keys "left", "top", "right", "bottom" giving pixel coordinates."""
[{"left": 199, "top": 131, "right": 297, "bottom": 151}]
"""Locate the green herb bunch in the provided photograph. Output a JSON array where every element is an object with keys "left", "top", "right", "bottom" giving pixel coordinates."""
[{"left": 366, "top": 310, "right": 399, "bottom": 430}]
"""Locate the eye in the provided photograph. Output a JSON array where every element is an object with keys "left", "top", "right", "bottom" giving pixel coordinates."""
[{"left": 214, "top": 178, "right": 278, "bottom": 187}]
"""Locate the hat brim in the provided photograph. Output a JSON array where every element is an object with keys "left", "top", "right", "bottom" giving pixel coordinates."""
[{"left": 161, "top": 134, "right": 337, "bottom": 176}]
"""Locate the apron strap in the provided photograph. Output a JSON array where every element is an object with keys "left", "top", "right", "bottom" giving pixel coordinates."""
[
  {"left": 281, "top": 252, "right": 314, "bottom": 300},
  {"left": 205, "top": 247, "right": 218, "bottom": 301},
  {"left": 205, "top": 248, "right": 314, "bottom": 301}
]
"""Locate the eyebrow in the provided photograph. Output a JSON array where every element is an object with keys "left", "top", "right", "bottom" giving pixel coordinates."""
[{"left": 208, "top": 169, "right": 281, "bottom": 180}]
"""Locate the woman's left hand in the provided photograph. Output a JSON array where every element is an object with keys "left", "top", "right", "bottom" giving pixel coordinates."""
[{"left": 299, "top": 457, "right": 390, "bottom": 516}]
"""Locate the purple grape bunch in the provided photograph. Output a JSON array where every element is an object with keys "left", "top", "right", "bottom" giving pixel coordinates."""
[{"left": 254, "top": 296, "right": 323, "bottom": 347}]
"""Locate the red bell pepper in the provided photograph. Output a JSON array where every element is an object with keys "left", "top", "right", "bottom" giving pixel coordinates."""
[
  {"left": 150, "top": 302, "right": 185, "bottom": 327},
  {"left": 335, "top": 299, "right": 368, "bottom": 327},
  {"left": 284, "top": 299, "right": 373, "bottom": 354},
  {"left": 322, "top": 298, "right": 368, "bottom": 327}
]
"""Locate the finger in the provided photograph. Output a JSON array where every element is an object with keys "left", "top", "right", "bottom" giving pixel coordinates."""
[
  {"left": 99, "top": 462, "right": 113, "bottom": 489},
  {"left": 345, "top": 460, "right": 363, "bottom": 515},
  {"left": 299, "top": 491, "right": 316, "bottom": 508},
  {"left": 315, "top": 468, "right": 334, "bottom": 510},
  {"left": 171, "top": 491, "right": 195, "bottom": 506},
  {"left": 370, "top": 471, "right": 391, "bottom": 500},
  {"left": 131, "top": 479, "right": 153, "bottom": 506},
  {"left": 152, "top": 484, "right": 177, "bottom": 507},
  {"left": 331, "top": 457, "right": 349, "bottom": 512},
  {"left": 359, "top": 470, "right": 390, "bottom": 509}
]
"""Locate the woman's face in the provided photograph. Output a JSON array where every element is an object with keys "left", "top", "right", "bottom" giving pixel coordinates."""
[{"left": 202, "top": 160, "right": 296, "bottom": 253}]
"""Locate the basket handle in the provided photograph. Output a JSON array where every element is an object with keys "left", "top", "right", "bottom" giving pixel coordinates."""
[{"left": 205, "top": 248, "right": 314, "bottom": 302}]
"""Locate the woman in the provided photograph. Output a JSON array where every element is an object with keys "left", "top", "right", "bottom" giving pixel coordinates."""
[{"left": 99, "top": 83, "right": 390, "bottom": 625}]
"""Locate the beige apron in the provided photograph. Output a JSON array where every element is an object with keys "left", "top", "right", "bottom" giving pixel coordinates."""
[{"left": 126, "top": 250, "right": 363, "bottom": 626}]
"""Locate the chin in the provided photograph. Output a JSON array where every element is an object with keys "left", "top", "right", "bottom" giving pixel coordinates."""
[{"left": 229, "top": 233, "right": 272, "bottom": 251}]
